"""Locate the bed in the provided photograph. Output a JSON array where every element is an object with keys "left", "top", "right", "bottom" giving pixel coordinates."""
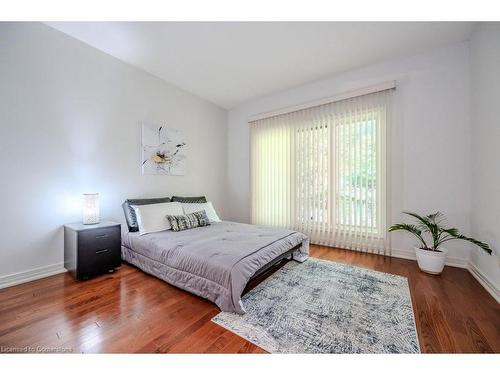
[{"left": 121, "top": 207, "right": 309, "bottom": 314}]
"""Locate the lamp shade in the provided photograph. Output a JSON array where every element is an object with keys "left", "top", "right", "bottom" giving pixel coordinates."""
[{"left": 83, "top": 193, "right": 100, "bottom": 225}]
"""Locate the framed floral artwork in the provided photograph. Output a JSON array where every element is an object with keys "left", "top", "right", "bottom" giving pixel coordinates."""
[{"left": 141, "top": 123, "right": 187, "bottom": 175}]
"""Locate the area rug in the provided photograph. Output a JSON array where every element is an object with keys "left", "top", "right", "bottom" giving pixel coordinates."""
[{"left": 212, "top": 258, "right": 420, "bottom": 353}]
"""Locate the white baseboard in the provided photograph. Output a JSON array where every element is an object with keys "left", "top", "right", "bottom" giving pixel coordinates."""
[
  {"left": 390, "top": 248, "right": 469, "bottom": 268},
  {"left": 0, "top": 262, "right": 67, "bottom": 290},
  {"left": 467, "top": 262, "right": 500, "bottom": 303}
]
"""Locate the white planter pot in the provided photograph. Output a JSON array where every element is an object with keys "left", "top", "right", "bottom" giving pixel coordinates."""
[{"left": 414, "top": 247, "right": 448, "bottom": 275}]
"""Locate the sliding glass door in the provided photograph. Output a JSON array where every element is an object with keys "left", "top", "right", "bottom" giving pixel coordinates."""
[{"left": 250, "top": 89, "right": 392, "bottom": 254}]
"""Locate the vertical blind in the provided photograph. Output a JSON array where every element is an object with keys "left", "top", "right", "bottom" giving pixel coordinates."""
[{"left": 250, "top": 89, "right": 392, "bottom": 254}]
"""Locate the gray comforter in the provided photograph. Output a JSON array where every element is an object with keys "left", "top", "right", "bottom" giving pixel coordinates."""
[{"left": 121, "top": 221, "right": 309, "bottom": 314}]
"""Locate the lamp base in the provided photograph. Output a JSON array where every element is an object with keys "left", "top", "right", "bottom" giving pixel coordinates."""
[{"left": 83, "top": 221, "right": 100, "bottom": 225}]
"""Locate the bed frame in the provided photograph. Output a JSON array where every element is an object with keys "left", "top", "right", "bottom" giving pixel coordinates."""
[{"left": 249, "top": 243, "right": 300, "bottom": 280}]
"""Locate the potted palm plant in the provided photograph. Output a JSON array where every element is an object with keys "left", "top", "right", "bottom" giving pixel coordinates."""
[{"left": 389, "top": 212, "right": 491, "bottom": 275}]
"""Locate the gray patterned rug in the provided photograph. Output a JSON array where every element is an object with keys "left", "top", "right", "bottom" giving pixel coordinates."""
[{"left": 212, "top": 258, "right": 420, "bottom": 353}]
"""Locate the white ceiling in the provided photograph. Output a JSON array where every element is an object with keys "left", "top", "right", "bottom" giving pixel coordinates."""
[{"left": 46, "top": 22, "right": 475, "bottom": 109}]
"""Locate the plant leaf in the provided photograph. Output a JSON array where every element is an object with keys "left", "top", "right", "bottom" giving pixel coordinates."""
[
  {"left": 388, "top": 223, "right": 428, "bottom": 248},
  {"left": 427, "top": 212, "right": 444, "bottom": 224},
  {"left": 403, "top": 211, "right": 441, "bottom": 248},
  {"left": 441, "top": 228, "right": 492, "bottom": 254}
]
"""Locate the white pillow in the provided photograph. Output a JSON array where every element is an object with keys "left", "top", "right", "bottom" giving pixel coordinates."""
[
  {"left": 132, "top": 202, "right": 184, "bottom": 235},
  {"left": 181, "top": 201, "right": 221, "bottom": 223}
]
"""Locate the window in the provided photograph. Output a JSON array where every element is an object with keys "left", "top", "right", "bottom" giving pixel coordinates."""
[
  {"left": 335, "top": 109, "right": 383, "bottom": 234},
  {"left": 250, "top": 89, "right": 391, "bottom": 253}
]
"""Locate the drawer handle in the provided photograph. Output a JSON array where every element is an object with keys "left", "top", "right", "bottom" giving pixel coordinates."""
[
  {"left": 95, "top": 248, "right": 109, "bottom": 254},
  {"left": 95, "top": 234, "right": 109, "bottom": 239}
]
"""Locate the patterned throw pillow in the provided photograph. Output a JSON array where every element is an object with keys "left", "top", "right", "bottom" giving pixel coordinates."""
[{"left": 166, "top": 210, "right": 210, "bottom": 231}]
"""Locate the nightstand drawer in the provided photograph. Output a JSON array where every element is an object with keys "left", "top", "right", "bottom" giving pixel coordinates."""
[
  {"left": 78, "top": 226, "right": 120, "bottom": 252},
  {"left": 77, "top": 243, "right": 121, "bottom": 278}
]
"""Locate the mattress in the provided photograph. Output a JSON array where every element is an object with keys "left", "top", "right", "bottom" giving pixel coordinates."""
[{"left": 121, "top": 221, "right": 309, "bottom": 314}]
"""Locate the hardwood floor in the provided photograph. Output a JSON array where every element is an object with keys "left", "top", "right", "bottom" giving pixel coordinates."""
[{"left": 0, "top": 245, "right": 498, "bottom": 353}]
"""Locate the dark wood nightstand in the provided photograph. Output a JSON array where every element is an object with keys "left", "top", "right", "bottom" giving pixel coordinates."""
[{"left": 64, "top": 221, "right": 122, "bottom": 280}]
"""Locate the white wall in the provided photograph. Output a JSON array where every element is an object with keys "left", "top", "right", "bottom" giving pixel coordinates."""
[
  {"left": 227, "top": 43, "right": 473, "bottom": 263},
  {"left": 0, "top": 23, "right": 227, "bottom": 281},
  {"left": 470, "top": 23, "right": 500, "bottom": 292}
]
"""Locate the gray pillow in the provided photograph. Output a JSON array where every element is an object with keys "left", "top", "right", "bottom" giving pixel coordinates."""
[
  {"left": 122, "top": 197, "right": 171, "bottom": 232},
  {"left": 171, "top": 195, "right": 207, "bottom": 203}
]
